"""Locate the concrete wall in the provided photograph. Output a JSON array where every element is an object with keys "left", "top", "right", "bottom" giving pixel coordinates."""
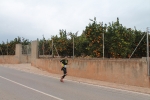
[
  {"left": 31, "top": 58, "right": 150, "bottom": 88},
  {"left": 0, "top": 44, "right": 31, "bottom": 64},
  {"left": 0, "top": 55, "right": 20, "bottom": 64},
  {"left": 21, "top": 55, "right": 31, "bottom": 63},
  {"left": 16, "top": 44, "right": 31, "bottom": 63},
  {"left": 31, "top": 41, "right": 38, "bottom": 63}
]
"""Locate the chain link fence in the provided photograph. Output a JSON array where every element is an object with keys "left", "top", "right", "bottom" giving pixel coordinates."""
[{"left": 22, "top": 44, "right": 31, "bottom": 55}]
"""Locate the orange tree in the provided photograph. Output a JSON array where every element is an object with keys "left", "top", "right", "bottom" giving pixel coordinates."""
[
  {"left": 0, "top": 37, "right": 30, "bottom": 55},
  {"left": 75, "top": 33, "right": 89, "bottom": 57},
  {"left": 52, "top": 30, "right": 85, "bottom": 57},
  {"left": 0, "top": 42, "right": 7, "bottom": 55},
  {"left": 38, "top": 38, "right": 51, "bottom": 55},
  {"left": 83, "top": 17, "right": 106, "bottom": 57},
  {"left": 131, "top": 30, "right": 148, "bottom": 58},
  {"left": 67, "top": 31, "right": 84, "bottom": 57},
  {"left": 105, "top": 18, "right": 135, "bottom": 58},
  {"left": 51, "top": 29, "right": 69, "bottom": 57}
]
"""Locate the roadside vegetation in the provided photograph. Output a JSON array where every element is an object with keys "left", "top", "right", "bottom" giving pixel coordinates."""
[{"left": 0, "top": 18, "right": 149, "bottom": 58}]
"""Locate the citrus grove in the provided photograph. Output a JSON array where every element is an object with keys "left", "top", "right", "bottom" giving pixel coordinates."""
[{"left": 0, "top": 18, "right": 149, "bottom": 58}]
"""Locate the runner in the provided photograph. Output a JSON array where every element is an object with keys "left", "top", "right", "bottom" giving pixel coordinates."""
[{"left": 60, "top": 57, "right": 68, "bottom": 82}]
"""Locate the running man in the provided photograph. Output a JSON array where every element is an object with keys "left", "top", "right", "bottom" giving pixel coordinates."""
[{"left": 60, "top": 57, "right": 68, "bottom": 82}]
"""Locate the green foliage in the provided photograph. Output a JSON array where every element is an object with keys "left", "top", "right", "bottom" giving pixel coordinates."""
[
  {"left": 131, "top": 30, "right": 147, "bottom": 58},
  {"left": 84, "top": 17, "right": 106, "bottom": 57},
  {"left": 0, "top": 36, "right": 30, "bottom": 55},
  {"left": 105, "top": 18, "right": 135, "bottom": 58},
  {"left": 38, "top": 37, "right": 52, "bottom": 55},
  {"left": 52, "top": 35, "right": 69, "bottom": 56},
  {"left": 0, "top": 18, "right": 149, "bottom": 58},
  {"left": 75, "top": 33, "right": 89, "bottom": 57},
  {"left": 83, "top": 17, "right": 148, "bottom": 58}
]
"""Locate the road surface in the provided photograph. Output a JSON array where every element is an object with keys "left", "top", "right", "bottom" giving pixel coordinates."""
[{"left": 0, "top": 66, "right": 150, "bottom": 100}]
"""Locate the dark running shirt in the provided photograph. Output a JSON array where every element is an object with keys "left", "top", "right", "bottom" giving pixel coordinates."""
[{"left": 60, "top": 59, "right": 68, "bottom": 65}]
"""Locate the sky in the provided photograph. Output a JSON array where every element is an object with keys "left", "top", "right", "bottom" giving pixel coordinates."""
[{"left": 0, "top": 0, "right": 150, "bottom": 43}]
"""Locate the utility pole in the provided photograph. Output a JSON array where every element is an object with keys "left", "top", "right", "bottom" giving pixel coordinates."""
[
  {"left": 7, "top": 39, "right": 8, "bottom": 55},
  {"left": 72, "top": 31, "right": 78, "bottom": 59},
  {"left": 42, "top": 35, "right": 44, "bottom": 57},
  {"left": 52, "top": 39, "right": 54, "bottom": 58},
  {"left": 103, "top": 33, "right": 104, "bottom": 59},
  {"left": 147, "top": 27, "right": 150, "bottom": 76},
  {"left": 37, "top": 38, "right": 39, "bottom": 58},
  {"left": 73, "top": 36, "right": 74, "bottom": 59}
]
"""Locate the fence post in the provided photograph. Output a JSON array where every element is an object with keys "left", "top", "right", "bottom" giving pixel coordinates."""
[
  {"left": 73, "top": 36, "right": 74, "bottom": 59},
  {"left": 52, "top": 39, "right": 54, "bottom": 58},
  {"left": 7, "top": 39, "right": 8, "bottom": 55},
  {"left": 147, "top": 27, "right": 150, "bottom": 76}
]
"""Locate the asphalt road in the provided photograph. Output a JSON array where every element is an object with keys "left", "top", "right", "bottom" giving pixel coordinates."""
[{"left": 0, "top": 66, "right": 150, "bottom": 100}]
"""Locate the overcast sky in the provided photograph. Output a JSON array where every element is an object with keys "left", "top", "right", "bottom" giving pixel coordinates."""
[{"left": 0, "top": 0, "right": 150, "bottom": 42}]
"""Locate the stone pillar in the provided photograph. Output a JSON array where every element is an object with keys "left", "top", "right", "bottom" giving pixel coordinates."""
[
  {"left": 15, "top": 44, "right": 22, "bottom": 63},
  {"left": 31, "top": 41, "right": 38, "bottom": 62}
]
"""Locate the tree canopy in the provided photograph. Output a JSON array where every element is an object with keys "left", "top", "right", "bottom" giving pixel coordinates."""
[{"left": 0, "top": 18, "right": 149, "bottom": 58}]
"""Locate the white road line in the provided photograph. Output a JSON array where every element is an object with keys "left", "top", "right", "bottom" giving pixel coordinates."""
[{"left": 0, "top": 75, "right": 64, "bottom": 100}]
